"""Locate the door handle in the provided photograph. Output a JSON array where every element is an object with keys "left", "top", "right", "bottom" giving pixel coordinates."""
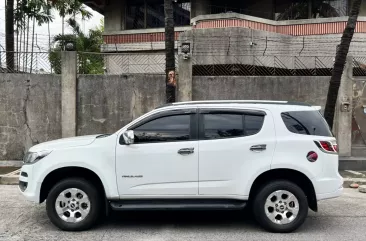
[
  {"left": 178, "top": 148, "right": 194, "bottom": 155},
  {"left": 250, "top": 144, "right": 267, "bottom": 152}
]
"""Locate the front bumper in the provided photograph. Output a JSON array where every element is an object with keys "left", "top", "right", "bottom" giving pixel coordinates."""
[{"left": 18, "top": 164, "right": 41, "bottom": 203}]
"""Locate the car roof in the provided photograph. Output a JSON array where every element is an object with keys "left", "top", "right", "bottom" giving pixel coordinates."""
[{"left": 155, "top": 100, "right": 320, "bottom": 112}]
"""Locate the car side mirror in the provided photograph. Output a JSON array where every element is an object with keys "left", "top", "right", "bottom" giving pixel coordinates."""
[{"left": 122, "top": 130, "right": 135, "bottom": 145}]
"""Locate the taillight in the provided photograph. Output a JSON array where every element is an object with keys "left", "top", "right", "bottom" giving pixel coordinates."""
[
  {"left": 320, "top": 141, "right": 333, "bottom": 152},
  {"left": 314, "top": 140, "right": 338, "bottom": 154}
]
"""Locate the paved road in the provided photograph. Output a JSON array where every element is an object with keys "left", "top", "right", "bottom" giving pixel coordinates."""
[{"left": 1, "top": 186, "right": 366, "bottom": 241}]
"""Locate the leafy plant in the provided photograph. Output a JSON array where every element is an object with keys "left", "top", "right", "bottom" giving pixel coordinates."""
[{"left": 49, "top": 19, "right": 104, "bottom": 74}]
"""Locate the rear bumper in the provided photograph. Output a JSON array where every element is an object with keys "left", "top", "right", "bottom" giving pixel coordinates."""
[
  {"left": 316, "top": 187, "right": 343, "bottom": 201},
  {"left": 313, "top": 172, "right": 343, "bottom": 201}
]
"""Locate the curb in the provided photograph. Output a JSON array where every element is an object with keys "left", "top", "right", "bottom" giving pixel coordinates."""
[
  {"left": 0, "top": 160, "right": 22, "bottom": 167},
  {"left": 0, "top": 169, "right": 20, "bottom": 185},
  {"left": 339, "top": 157, "right": 366, "bottom": 171},
  {"left": 359, "top": 185, "right": 366, "bottom": 193},
  {"left": 343, "top": 177, "right": 366, "bottom": 188},
  {"left": 0, "top": 175, "right": 19, "bottom": 185}
]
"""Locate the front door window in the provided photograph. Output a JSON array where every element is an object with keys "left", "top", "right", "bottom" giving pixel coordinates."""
[{"left": 133, "top": 115, "right": 191, "bottom": 143}]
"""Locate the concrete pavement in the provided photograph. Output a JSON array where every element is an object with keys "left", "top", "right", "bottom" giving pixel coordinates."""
[{"left": 1, "top": 186, "right": 366, "bottom": 241}]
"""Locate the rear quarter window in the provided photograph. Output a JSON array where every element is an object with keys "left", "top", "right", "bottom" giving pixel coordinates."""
[{"left": 281, "top": 110, "right": 333, "bottom": 137}]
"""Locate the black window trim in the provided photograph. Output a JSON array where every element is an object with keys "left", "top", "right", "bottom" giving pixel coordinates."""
[
  {"left": 120, "top": 109, "right": 198, "bottom": 145},
  {"left": 199, "top": 109, "right": 266, "bottom": 116},
  {"left": 198, "top": 108, "right": 266, "bottom": 140}
]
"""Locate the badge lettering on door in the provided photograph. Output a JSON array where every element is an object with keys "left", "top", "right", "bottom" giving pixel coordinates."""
[{"left": 122, "top": 175, "right": 143, "bottom": 178}]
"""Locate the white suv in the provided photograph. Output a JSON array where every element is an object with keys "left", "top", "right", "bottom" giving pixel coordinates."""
[{"left": 19, "top": 100, "right": 343, "bottom": 233}]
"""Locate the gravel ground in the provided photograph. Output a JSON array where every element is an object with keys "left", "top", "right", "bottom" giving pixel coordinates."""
[{"left": 1, "top": 186, "right": 366, "bottom": 241}]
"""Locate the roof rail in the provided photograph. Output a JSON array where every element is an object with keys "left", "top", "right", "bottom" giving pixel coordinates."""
[{"left": 155, "top": 100, "right": 311, "bottom": 109}]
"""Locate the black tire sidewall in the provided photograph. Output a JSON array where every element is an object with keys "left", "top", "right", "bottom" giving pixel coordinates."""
[
  {"left": 46, "top": 178, "right": 101, "bottom": 231},
  {"left": 253, "top": 180, "right": 308, "bottom": 233}
]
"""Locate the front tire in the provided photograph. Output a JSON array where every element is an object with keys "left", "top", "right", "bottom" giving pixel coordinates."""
[
  {"left": 253, "top": 180, "right": 308, "bottom": 233},
  {"left": 46, "top": 178, "right": 102, "bottom": 231}
]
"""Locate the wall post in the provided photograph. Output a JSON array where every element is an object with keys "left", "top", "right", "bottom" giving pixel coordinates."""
[
  {"left": 177, "top": 55, "right": 193, "bottom": 102},
  {"left": 336, "top": 55, "right": 353, "bottom": 156},
  {"left": 61, "top": 51, "right": 77, "bottom": 137}
]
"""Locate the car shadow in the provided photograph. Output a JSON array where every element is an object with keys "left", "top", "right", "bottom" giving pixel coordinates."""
[
  {"left": 31, "top": 205, "right": 321, "bottom": 234},
  {"left": 99, "top": 208, "right": 257, "bottom": 228},
  {"left": 95, "top": 208, "right": 320, "bottom": 233}
]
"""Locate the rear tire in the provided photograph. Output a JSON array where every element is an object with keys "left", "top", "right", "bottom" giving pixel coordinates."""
[
  {"left": 253, "top": 180, "right": 308, "bottom": 233},
  {"left": 46, "top": 178, "right": 102, "bottom": 231}
]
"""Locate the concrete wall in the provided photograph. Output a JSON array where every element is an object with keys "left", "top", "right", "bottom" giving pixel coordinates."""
[
  {"left": 104, "top": 0, "right": 126, "bottom": 32},
  {"left": 192, "top": 76, "right": 330, "bottom": 109},
  {"left": 191, "top": 0, "right": 211, "bottom": 18},
  {"left": 101, "top": 28, "right": 366, "bottom": 74},
  {"left": 0, "top": 73, "right": 165, "bottom": 161},
  {"left": 184, "top": 28, "right": 366, "bottom": 69},
  {"left": 352, "top": 77, "right": 366, "bottom": 146},
  {"left": 0, "top": 74, "right": 62, "bottom": 160},
  {"left": 188, "top": 27, "right": 293, "bottom": 57},
  {"left": 77, "top": 74, "right": 165, "bottom": 136},
  {"left": 0, "top": 72, "right": 350, "bottom": 161},
  {"left": 185, "top": 27, "right": 294, "bottom": 68},
  {"left": 300, "top": 33, "right": 366, "bottom": 57}
]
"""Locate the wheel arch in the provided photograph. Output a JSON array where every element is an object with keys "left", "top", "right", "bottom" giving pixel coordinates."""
[
  {"left": 249, "top": 168, "right": 317, "bottom": 212},
  {"left": 40, "top": 166, "right": 106, "bottom": 203}
]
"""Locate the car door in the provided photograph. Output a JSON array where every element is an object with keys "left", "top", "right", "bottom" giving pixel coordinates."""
[
  {"left": 198, "top": 108, "right": 276, "bottom": 196},
  {"left": 116, "top": 109, "right": 199, "bottom": 196}
]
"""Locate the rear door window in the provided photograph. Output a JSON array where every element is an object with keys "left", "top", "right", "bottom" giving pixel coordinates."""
[
  {"left": 281, "top": 111, "right": 333, "bottom": 137},
  {"left": 245, "top": 115, "right": 264, "bottom": 136},
  {"left": 203, "top": 114, "right": 244, "bottom": 139},
  {"left": 201, "top": 111, "right": 265, "bottom": 140}
]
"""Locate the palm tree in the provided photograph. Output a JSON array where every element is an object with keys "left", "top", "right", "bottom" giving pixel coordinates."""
[
  {"left": 164, "top": 0, "right": 176, "bottom": 103},
  {"left": 5, "top": 0, "right": 91, "bottom": 72},
  {"left": 13, "top": 0, "right": 53, "bottom": 72},
  {"left": 5, "top": 0, "right": 15, "bottom": 71},
  {"left": 50, "top": 0, "right": 92, "bottom": 23},
  {"left": 323, "top": 0, "right": 362, "bottom": 128},
  {"left": 49, "top": 19, "right": 104, "bottom": 74},
  {"left": 5, "top": 0, "right": 53, "bottom": 72}
]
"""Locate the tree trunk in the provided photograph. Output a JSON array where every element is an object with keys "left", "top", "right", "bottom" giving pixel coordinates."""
[
  {"left": 164, "top": 0, "right": 176, "bottom": 103},
  {"left": 25, "top": 16, "right": 30, "bottom": 72},
  {"left": 30, "top": 18, "right": 35, "bottom": 74},
  {"left": 323, "top": 0, "right": 362, "bottom": 128},
  {"left": 5, "top": 0, "right": 15, "bottom": 72},
  {"left": 23, "top": 16, "right": 26, "bottom": 72}
]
